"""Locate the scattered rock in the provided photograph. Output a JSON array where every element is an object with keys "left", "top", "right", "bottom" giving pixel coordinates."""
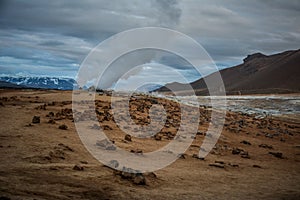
[
  {"left": 56, "top": 143, "right": 74, "bottom": 152},
  {"left": 196, "top": 131, "right": 203, "bottom": 135},
  {"left": 35, "top": 104, "right": 47, "bottom": 110},
  {"left": 209, "top": 163, "right": 224, "bottom": 168},
  {"left": 253, "top": 164, "right": 262, "bottom": 168},
  {"left": 265, "top": 133, "right": 273, "bottom": 138},
  {"left": 102, "top": 124, "right": 113, "bottom": 130},
  {"left": 178, "top": 153, "right": 186, "bottom": 159},
  {"left": 240, "top": 140, "right": 251, "bottom": 145},
  {"left": 269, "top": 152, "right": 283, "bottom": 159},
  {"left": 73, "top": 164, "right": 84, "bottom": 171},
  {"left": 133, "top": 174, "right": 146, "bottom": 185},
  {"left": 114, "top": 167, "right": 155, "bottom": 185},
  {"left": 25, "top": 123, "right": 33, "bottom": 127},
  {"left": 91, "top": 124, "right": 101, "bottom": 130},
  {"left": 228, "top": 163, "right": 239, "bottom": 167},
  {"left": 240, "top": 151, "right": 250, "bottom": 159},
  {"left": 258, "top": 144, "right": 273, "bottom": 149},
  {"left": 232, "top": 148, "right": 242, "bottom": 155},
  {"left": 32, "top": 116, "right": 40, "bottom": 124},
  {"left": 130, "top": 149, "right": 143, "bottom": 154},
  {"left": 192, "top": 154, "right": 205, "bottom": 160},
  {"left": 48, "top": 119, "right": 56, "bottom": 124},
  {"left": 49, "top": 150, "right": 65, "bottom": 160},
  {"left": 108, "top": 160, "right": 119, "bottom": 168},
  {"left": 46, "top": 111, "right": 54, "bottom": 117},
  {"left": 124, "top": 134, "right": 132, "bottom": 142},
  {"left": 59, "top": 124, "right": 68, "bottom": 130},
  {"left": 106, "top": 145, "right": 116, "bottom": 151},
  {"left": 95, "top": 139, "right": 116, "bottom": 150},
  {"left": 154, "top": 134, "right": 162, "bottom": 141}
]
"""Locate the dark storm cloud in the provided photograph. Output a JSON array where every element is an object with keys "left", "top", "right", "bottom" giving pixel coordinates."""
[
  {"left": 0, "top": 0, "right": 182, "bottom": 40},
  {"left": 0, "top": 0, "right": 299, "bottom": 81}
]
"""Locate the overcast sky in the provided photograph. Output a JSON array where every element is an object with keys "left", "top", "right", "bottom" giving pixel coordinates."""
[{"left": 0, "top": 0, "right": 299, "bottom": 87}]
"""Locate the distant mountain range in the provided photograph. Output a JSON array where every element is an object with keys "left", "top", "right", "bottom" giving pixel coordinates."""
[
  {"left": 1, "top": 49, "right": 299, "bottom": 94},
  {"left": 155, "top": 49, "right": 300, "bottom": 95},
  {"left": 0, "top": 76, "right": 76, "bottom": 90}
]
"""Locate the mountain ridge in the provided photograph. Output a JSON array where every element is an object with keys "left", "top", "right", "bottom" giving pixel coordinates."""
[
  {"left": 0, "top": 76, "right": 76, "bottom": 90},
  {"left": 155, "top": 49, "right": 300, "bottom": 95}
]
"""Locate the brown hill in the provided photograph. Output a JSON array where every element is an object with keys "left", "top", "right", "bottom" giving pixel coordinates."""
[{"left": 156, "top": 49, "right": 300, "bottom": 95}]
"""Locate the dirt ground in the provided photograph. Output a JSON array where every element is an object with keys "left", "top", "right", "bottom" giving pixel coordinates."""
[{"left": 0, "top": 89, "right": 299, "bottom": 200}]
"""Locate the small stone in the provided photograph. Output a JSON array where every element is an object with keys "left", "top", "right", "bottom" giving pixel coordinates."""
[
  {"left": 240, "top": 140, "right": 251, "bottom": 145},
  {"left": 108, "top": 160, "right": 119, "bottom": 168},
  {"left": 102, "top": 125, "right": 112, "bottom": 130},
  {"left": 133, "top": 174, "right": 146, "bottom": 185},
  {"left": 59, "top": 124, "right": 68, "bottom": 130},
  {"left": 144, "top": 172, "right": 157, "bottom": 179},
  {"left": 48, "top": 119, "right": 56, "bottom": 124},
  {"left": 25, "top": 123, "right": 33, "bottom": 127},
  {"left": 121, "top": 171, "right": 133, "bottom": 179},
  {"left": 130, "top": 149, "right": 143, "bottom": 154},
  {"left": 91, "top": 124, "right": 100, "bottom": 130},
  {"left": 253, "top": 164, "right": 262, "bottom": 168},
  {"left": 259, "top": 144, "right": 273, "bottom": 149},
  {"left": 196, "top": 131, "right": 203, "bottom": 135},
  {"left": 154, "top": 134, "right": 162, "bottom": 141},
  {"left": 265, "top": 133, "right": 273, "bottom": 138},
  {"left": 32, "top": 116, "right": 40, "bottom": 124},
  {"left": 192, "top": 154, "right": 205, "bottom": 160},
  {"left": 229, "top": 163, "right": 239, "bottom": 167},
  {"left": 46, "top": 111, "right": 54, "bottom": 117},
  {"left": 232, "top": 148, "right": 241, "bottom": 155},
  {"left": 73, "top": 164, "right": 84, "bottom": 171},
  {"left": 124, "top": 134, "right": 132, "bottom": 142},
  {"left": 269, "top": 152, "right": 283, "bottom": 159},
  {"left": 209, "top": 163, "right": 224, "bottom": 168},
  {"left": 106, "top": 145, "right": 116, "bottom": 151},
  {"left": 96, "top": 139, "right": 110, "bottom": 148},
  {"left": 241, "top": 151, "right": 250, "bottom": 159},
  {"left": 178, "top": 153, "right": 186, "bottom": 159}
]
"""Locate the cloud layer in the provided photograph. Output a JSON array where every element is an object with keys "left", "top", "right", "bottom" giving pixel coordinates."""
[{"left": 0, "top": 0, "right": 299, "bottom": 87}]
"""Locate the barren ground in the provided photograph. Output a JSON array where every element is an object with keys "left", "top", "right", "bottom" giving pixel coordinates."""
[{"left": 0, "top": 89, "right": 299, "bottom": 200}]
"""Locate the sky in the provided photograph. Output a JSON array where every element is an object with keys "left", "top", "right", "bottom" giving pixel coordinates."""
[{"left": 0, "top": 0, "right": 299, "bottom": 89}]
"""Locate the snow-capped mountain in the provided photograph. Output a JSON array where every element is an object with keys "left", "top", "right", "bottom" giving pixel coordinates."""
[{"left": 0, "top": 76, "right": 77, "bottom": 90}]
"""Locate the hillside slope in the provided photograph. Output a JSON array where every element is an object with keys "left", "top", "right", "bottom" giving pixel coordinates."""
[{"left": 156, "top": 49, "right": 300, "bottom": 95}]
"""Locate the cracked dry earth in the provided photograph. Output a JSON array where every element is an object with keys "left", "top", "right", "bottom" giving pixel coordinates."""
[{"left": 0, "top": 89, "right": 299, "bottom": 200}]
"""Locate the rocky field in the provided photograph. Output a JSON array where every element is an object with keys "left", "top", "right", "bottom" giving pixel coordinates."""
[{"left": 0, "top": 89, "right": 299, "bottom": 200}]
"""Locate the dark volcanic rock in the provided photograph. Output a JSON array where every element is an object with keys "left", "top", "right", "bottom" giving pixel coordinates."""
[
  {"left": 32, "top": 116, "right": 40, "bottom": 124},
  {"left": 259, "top": 144, "right": 273, "bottom": 149},
  {"left": 269, "top": 152, "right": 283, "bottom": 159},
  {"left": 209, "top": 163, "right": 225, "bottom": 168},
  {"left": 58, "top": 124, "right": 68, "bottom": 130},
  {"left": 240, "top": 140, "right": 251, "bottom": 145},
  {"left": 124, "top": 134, "right": 132, "bottom": 142},
  {"left": 232, "top": 148, "right": 242, "bottom": 155},
  {"left": 73, "top": 164, "right": 84, "bottom": 171}
]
